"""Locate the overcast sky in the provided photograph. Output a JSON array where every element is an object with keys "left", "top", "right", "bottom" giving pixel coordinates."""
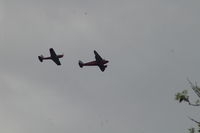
[{"left": 0, "top": 0, "right": 200, "bottom": 133}]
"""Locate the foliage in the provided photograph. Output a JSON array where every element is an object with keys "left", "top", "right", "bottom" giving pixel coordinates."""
[
  {"left": 188, "top": 128, "right": 195, "bottom": 133},
  {"left": 175, "top": 80, "right": 200, "bottom": 133},
  {"left": 175, "top": 90, "right": 189, "bottom": 103}
]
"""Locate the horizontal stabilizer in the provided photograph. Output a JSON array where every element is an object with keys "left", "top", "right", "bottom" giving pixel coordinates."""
[
  {"left": 79, "top": 60, "right": 84, "bottom": 68},
  {"left": 38, "top": 55, "right": 44, "bottom": 62}
]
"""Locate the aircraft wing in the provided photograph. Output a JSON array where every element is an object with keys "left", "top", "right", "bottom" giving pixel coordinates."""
[
  {"left": 50, "top": 48, "right": 57, "bottom": 57},
  {"left": 52, "top": 58, "right": 61, "bottom": 65},
  {"left": 94, "top": 50, "right": 103, "bottom": 62},
  {"left": 98, "top": 65, "right": 106, "bottom": 72},
  {"left": 49, "top": 48, "right": 61, "bottom": 65}
]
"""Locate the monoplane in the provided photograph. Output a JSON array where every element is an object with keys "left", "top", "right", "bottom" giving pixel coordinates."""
[
  {"left": 79, "top": 50, "right": 109, "bottom": 72},
  {"left": 38, "top": 48, "right": 64, "bottom": 65}
]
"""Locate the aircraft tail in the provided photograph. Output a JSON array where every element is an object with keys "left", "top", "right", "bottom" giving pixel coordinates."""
[
  {"left": 79, "top": 60, "right": 84, "bottom": 68},
  {"left": 38, "top": 55, "right": 44, "bottom": 62}
]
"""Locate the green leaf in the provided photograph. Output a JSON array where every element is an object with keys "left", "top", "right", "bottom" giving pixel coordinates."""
[
  {"left": 175, "top": 90, "right": 189, "bottom": 102},
  {"left": 188, "top": 128, "right": 195, "bottom": 133},
  {"left": 175, "top": 93, "right": 181, "bottom": 100}
]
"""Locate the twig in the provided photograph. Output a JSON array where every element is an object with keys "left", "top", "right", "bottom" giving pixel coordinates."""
[
  {"left": 188, "top": 116, "right": 200, "bottom": 124},
  {"left": 187, "top": 78, "right": 200, "bottom": 98},
  {"left": 188, "top": 102, "right": 200, "bottom": 106}
]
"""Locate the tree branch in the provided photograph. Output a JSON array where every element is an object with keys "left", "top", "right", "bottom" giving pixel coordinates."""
[
  {"left": 187, "top": 78, "right": 200, "bottom": 98},
  {"left": 188, "top": 117, "right": 200, "bottom": 125},
  {"left": 188, "top": 102, "right": 200, "bottom": 106}
]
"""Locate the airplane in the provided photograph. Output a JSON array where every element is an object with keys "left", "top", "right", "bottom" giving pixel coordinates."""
[
  {"left": 38, "top": 48, "right": 64, "bottom": 65},
  {"left": 79, "top": 50, "right": 109, "bottom": 72}
]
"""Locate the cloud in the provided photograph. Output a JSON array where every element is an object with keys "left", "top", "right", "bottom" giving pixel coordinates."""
[{"left": 1, "top": 0, "right": 200, "bottom": 133}]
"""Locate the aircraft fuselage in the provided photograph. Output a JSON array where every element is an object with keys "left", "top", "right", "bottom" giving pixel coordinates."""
[
  {"left": 82, "top": 60, "right": 108, "bottom": 66},
  {"left": 42, "top": 54, "right": 63, "bottom": 60}
]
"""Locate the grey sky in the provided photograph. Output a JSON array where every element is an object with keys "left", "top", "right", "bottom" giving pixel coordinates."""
[{"left": 0, "top": 0, "right": 200, "bottom": 133}]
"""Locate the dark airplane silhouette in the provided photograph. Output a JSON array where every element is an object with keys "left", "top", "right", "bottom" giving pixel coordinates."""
[
  {"left": 79, "top": 50, "right": 109, "bottom": 72},
  {"left": 38, "top": 48, "right": 64, "bottom": 65}
]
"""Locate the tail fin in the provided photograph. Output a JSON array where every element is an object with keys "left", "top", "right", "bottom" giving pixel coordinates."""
[
  {"left": 38, "top": 55, "right": 44, "bottom": 62},
  {"left": 79, "top": 60, "right": 84, "bottom": 68}
]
